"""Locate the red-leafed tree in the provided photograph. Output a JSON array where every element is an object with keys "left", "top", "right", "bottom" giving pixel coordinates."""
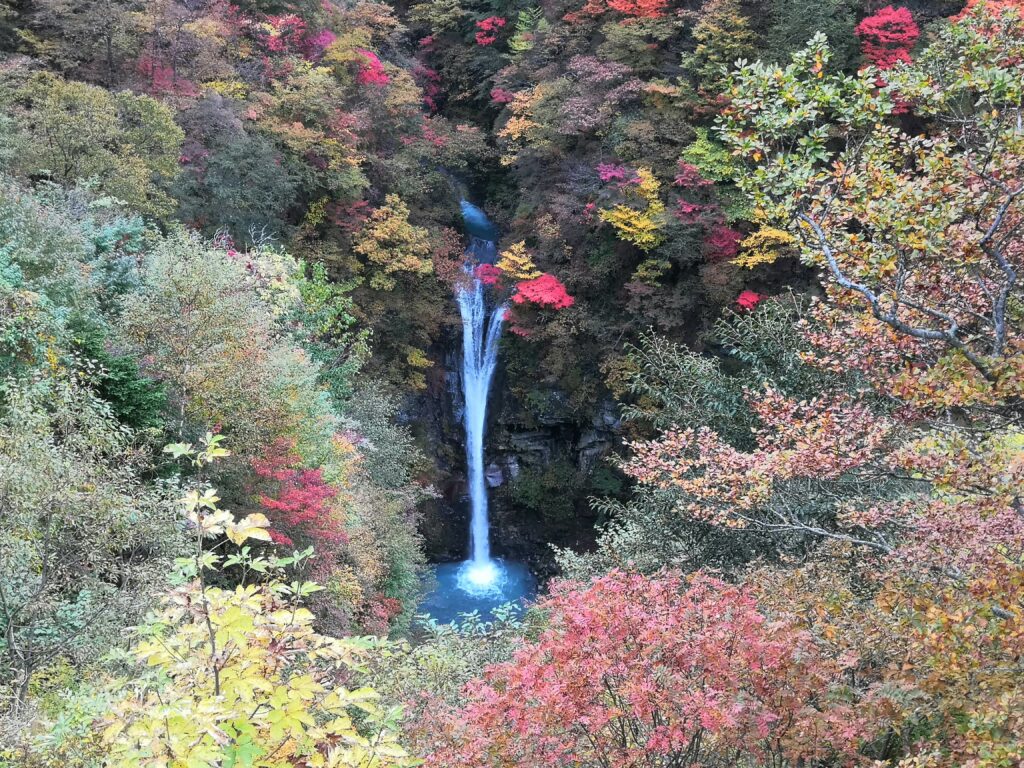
[
  {"left": 855, "top": 6, "right": 919, "bottom": 70},
  {"left": 136, "top": 51, "right": 198, "bottom": 97},
  {"left": 623, "top": 389, "right": 892, "bottom": 531},
  {"left": 598, "top": 162, "right": 636, "bottom": 184},
  {"left": 262, "top": 14, "right": 307, "bottom": 53},
  {"left": 511, "top": 273, "right": 575, "bottom": 309},
  {"left": 356, "top": 49, "right": 390, "bottom": 86},
  {"left": 427, "top": 570, "right": 859, "bottom": 768},
  {"left": 490, "top": 87, "right": 514, "bottom": 104},
  {"left": 736, "top": 289, "right": 763, "bottom": 310},
  {"left": 359, "top": 594, "right": 404, "bottom": 635},
  {"left": 564, "top": 0, "right": 668, "bottom": 22},
  {"left": 703, "top": 223, "right": 742, "bottom": 261},
  {"left": 474, "top": 263, "right": 503, "bottom": 285},
  {"left": 673, "top": 162, "right": 714, "bottom": 191},
  {"left": 475, "top": 16, "right": 506, "bottom": 46},
  {"left": 502, "top": 272, "right": 575, "bottom": 337},
  {"left": 251, "top": 438, "right": 347, "bottom": 549},
  {"left": 260, "top": 14, "right": 335, "bottom": 60}
]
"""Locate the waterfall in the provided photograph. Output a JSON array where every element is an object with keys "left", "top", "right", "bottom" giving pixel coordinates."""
[
  {"left": 455, "top": 202, "right": 505, "bottom": 593},
  {"left": 414, "top": 199, "right": 539, "bottom": 620},
  {"left": 457, "top": 273, "right": 504, "bottom": 563}
]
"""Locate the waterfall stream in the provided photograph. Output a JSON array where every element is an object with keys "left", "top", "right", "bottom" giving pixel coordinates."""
[
  {"left": 455, "top": 203, "right": 505, "bottom": 593},
  {"left": 457, "top": 267, "right": 505, "bottom": 568},
  {"left": 418, "top": 201, "right": 536, "bottom": 620}
]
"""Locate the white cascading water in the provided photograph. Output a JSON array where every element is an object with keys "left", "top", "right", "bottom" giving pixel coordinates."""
[
  {"left": 416, "top": 200, "right": 537, "bottom": 619},
  {"left": 456, "top": 203, "right": 506, "bottom": 594}
]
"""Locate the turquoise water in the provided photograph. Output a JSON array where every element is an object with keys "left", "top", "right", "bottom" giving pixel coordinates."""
[
  {"left": 459, "top": 200, "right": 500, "bottom": 242},
  {"left": 418, "top": 559, "right": 536, "bottom": 624}
]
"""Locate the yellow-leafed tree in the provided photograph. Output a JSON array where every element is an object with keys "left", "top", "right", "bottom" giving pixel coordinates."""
[
  {"left": 497, "top": 241, "right": 542, "bottom": 279},
  {"left": 734, "top": 226, "right": 796, "bottom": 269},
  {"left": 599, "top": 167, "right": 666, "bottom": 251},
  {"left": 103, "top": 438, "right": 414, "bottom": 768},
  {"left": 354, "top": 194, "right": 434, "bottom": 290}
]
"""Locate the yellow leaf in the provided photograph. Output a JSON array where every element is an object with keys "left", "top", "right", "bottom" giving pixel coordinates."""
[{"left": 226, "top": 513, "right": 273, "bottom": 545}]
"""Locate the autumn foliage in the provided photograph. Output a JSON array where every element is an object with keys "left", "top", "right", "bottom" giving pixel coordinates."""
[
  {"left": 564, "top": 0, "right": 669, "bottom": 22},
  {"left": 474, "top": 263, "right": 503, "bottom": 285},
  {"left": 474, "top": 17, "right": 506, "bottom": 46},
  {"left": 468, "top": 240, "right": 575, "bottom": 337},
  {"left": 428, "top": 571, "right": 859, "bottom": 768},
  {"left": 855, "top": 6, "right": 919, "bottom": 69},
  {"left": 623, "top": 390, "right": 890, "bottom": 527},
  {"left": 511, "top": 273, "right": 575, "bottom": 309},
  {"left": 4, "top": 1, "right": 1024, "bottom": 766},
  {"left": 356, "top": 49, "right": 391, "bottom": 86},
  {"left": 251, "top": 439, "right": 346, "bottom": 549},
  {"left": 735, "top": 289, "right": 763, "bottom": 310}
]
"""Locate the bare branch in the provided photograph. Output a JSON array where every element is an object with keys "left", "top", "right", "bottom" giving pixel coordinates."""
[{"left": 797, "top": 212, "right": 997, "bottom": 381}]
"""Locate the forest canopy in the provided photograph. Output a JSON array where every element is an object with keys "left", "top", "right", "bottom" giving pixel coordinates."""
[{"left": 1, "top": 0, "right": 1022, "bottom": 766}]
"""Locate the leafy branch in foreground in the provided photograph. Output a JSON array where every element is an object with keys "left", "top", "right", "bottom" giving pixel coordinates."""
[
  {"left": 719, "top": 7, "right": 1024, "bottom": 408},
  {"left": 102, "top": 439, "right": 415, "bottom": 768}
]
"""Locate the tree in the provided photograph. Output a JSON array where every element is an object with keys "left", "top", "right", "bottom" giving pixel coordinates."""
[
  {"left": 511, "top": 273, "right": 575, "bottom": 309},
  {"left": 621, "top": 374, "right": 1024, "bottom": 574},
  {"left": 0, "top": 0, "right": 18, "bottom": 51},
  {"left": 599, "top": 167, "right": 666, "bottom": 251},
  {"left": 251, "top": 439, "right": 346, "bottom": 549},
  {"left": 349, "top": 195, "right": 442, "bottom": 390},
  {"left": 556, "top": 296, "right": 851, "bottom": 578},
  {"left": 563, "top": 0, "right": 669, "bottom": 22},
  {"left": 622, "top": 388, "right": 895, "bottom": 541},
  {"left": 290, "top": 261, "right": 370, "bottom": 405},
  {"left": 0, "top": 378, "right": 183, "bottom": 711},
  {"left": 955, "top": 0, "right": 1024, "bottom": 19},
  {"left": 430, "top": 570, "right": 858, "bottom": 768},
  {"left": 495, "top": 241, "right": 541, "bottom": 280},
  {"left": 683, "top": 0, "right": 757, "bottom": 93},
  {"left": 507, "top": 8, "right": 549, "bottom": 57},
  {"left": 102, "top": 440, "right": 414, "bottom": 768},
  {"left": 766, "top": 0, "right": 858, "bottom": 70},
  {"left": 119, "top": 232, "right": 337, "bottom": 463},
  {"left": 173, "top": 132, "right": 299, "bottom": 242},
  {"left": 27, "top": 0, "right": 138, "bottom": 84},
  {"left": 353, "top": 194, "right": 434, "bottom": 291},
  {"left": 855, "top": 5, "right": 920, "bottom": 70},
  {"left": 870, "top": 562, "right": 1024, "bottom": 766},
  {"left": 75, "top": 326, "right": 168, "bottom": 430},
  {"left": 474, "top": 17, "right": 506, "bottom": 46},
  {"left": 0, "top": 175, "right": 96, "bottom": 320},
  {"left": 355, "top": 49, "right": 391, "bottom": 85},
  {"left": 735, "top": 289, "right": 764, "bottom": 310},
  {"left": 719, "top": 9, "right": 1024, "bottom": 408},
  {"left": 2, "top": 71, "right": 183, "bottom": 216}
]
